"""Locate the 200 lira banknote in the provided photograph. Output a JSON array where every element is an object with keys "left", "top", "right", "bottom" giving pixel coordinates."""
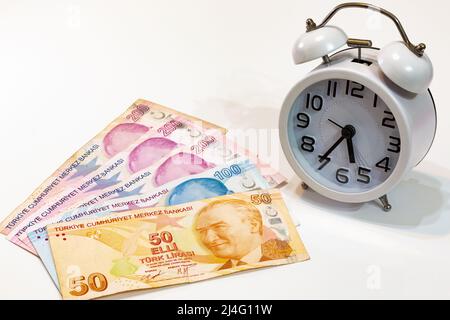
[
  {"left": 29, "top": 158, "right": 270, "bottom": 287},
  {"left": 0, "top": 99, "right": 226, "bottom": 236},
  {"left": 48, "top": 189, "right": 309, "bottom": 299}
]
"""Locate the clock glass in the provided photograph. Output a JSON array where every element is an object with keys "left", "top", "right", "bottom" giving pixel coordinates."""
[{"left": 287, "top": 78, "right": 401, "bottom": 193}]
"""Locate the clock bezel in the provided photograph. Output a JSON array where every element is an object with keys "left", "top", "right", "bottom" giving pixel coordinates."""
[{"left": 280, "top": 60, "right": 412, "bottom": 203}]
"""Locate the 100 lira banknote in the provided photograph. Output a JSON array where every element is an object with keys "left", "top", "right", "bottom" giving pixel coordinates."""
[
  {"left": 0, "top": 99, "right": 226, "bottom": 236},
  {"left": 29, "top": 158, "right": 270, "bottom": 287},
  {"left": 48, "top": 189, "right": 309, "bottom": 299}
]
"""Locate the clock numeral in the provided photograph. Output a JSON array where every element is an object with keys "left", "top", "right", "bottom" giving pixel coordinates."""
[
  {"left": 318, "top": 155, "right": 331, "bottom": 170},
  {"left": 387, "top": 136, "right": 401, "bottom": 153},
  {"left": 333, "top": 167, "right": 372, "bottom": 184},
  {"left": 373, "top": 94, "right": 378, "bottom": 108},
  {"left": 357, "top": 167, "right": 371, "bottom": 184},
  {"left": 296, "top": 112, "right": 310, "bottom": 128},
  {"left": 327, "top": 81, "right": 338, "bottom": 98},
  {"left": 345, "top": 81, "right": 365, "bottom": 99},
  {"left": 336, "top": 168, "right": 350, "bottom": 184},
  {"left": 376, "top": 157, "right": 392, "bottom": 172},
  {"left": 382, "top": 111, "right": 396, "bottom": 129},
  {"left": 300, "top": 136, "right": 315, "bottom": 153},
  {"left": 306, "top": 93, "right": 323, "bottom": 111}
]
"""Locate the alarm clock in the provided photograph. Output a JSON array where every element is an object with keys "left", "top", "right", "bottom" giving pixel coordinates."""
[{"left": 279, "top": 3, "right": 436, "bottom": 211}]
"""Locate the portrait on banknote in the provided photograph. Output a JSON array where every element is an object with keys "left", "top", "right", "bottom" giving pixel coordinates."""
[{"left": 194, "top": 199, "right": 290, "bottom": 270}]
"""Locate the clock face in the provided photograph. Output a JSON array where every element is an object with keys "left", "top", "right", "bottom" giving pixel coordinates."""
[{"left": 287, "top": 78, "right": 401, "bottom": 193}]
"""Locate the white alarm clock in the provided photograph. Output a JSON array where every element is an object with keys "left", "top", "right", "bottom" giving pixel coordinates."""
[{"left": 279, "top": 3, "right": 436, "bottom": 211}]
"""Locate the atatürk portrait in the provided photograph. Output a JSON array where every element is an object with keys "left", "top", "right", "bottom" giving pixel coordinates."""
[{"left": 194, "top": 199, "right": 273, "bottom": 270}]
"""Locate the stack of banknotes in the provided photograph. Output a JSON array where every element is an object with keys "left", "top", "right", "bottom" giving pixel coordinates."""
[{"left": 0, "top": 99, "right": 309, "bottom": 299}]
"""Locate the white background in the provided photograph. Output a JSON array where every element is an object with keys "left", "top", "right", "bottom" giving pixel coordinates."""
[{"left": 0, "top": 0, "right": 449, "bottom": 299}]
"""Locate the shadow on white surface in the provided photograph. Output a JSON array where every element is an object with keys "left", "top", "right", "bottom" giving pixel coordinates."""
[
  {"left": 296, "top": 167, "right": 450, "bottom": 236},
  {"left": 193, "top": 98, "right": 280, "bottom": 130}
]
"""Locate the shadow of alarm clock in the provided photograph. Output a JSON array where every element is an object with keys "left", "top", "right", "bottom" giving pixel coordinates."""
[{"left": 279, "top": 2, "right": 436, "bottom": 211}]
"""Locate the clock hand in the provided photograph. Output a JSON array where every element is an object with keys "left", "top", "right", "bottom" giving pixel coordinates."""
[
  {"left": 343, "top": 125, "right": 356, "bottom": 164},
  {"left": 346, "top": 136, "right": 356, "bottom": 163},
  {"left": 328, "top": 119, "right": 343, "bottom": 129},
  {"left": 319, "top": 125, "right": 356, "bottom": 163},
  {"left": 319, "top": 135, "right": 345, "bottom": 162}
]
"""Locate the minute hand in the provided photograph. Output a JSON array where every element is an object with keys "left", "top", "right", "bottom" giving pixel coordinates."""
[
  {"left": 319, "top": 135, "right": 345, "bottom": 163},
  {"left": 346, "top": 136, "right": 356, "bottom": 163}
]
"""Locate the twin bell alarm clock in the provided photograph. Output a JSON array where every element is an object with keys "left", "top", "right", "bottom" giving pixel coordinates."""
[{"left": 279, "top": 3, "right": 436, "bottom": 211}]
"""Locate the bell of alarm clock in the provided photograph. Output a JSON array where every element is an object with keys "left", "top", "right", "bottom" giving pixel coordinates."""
[{"left": 279, "top": 2, "right": 436, "bottom": 211}]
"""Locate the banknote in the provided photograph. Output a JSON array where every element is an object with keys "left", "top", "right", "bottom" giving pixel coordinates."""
[
  {"left": 29, "top": 158, "right": 270, "bottom": 287},
  {"left": 73, "top": 133, "right": 287, "bottom": 207},
  {"left": 213, "top": 135, "right": 286, "bottom": 188},
  {"left": 15, "top": 134, "right": 287, "bottom": 252},
  {"left": 48, "top": 189, "right": 309, "bottom": 299},
  {"left": 12, "top": 133, "right": 224, "bottom": 252},
  {"left": 10, "top": 124, "right": 223, "bottom": 253},
  {"left": 0, "top": 99, "right": 226, "bottom": 235},
  {"left": 73, "top": 136, "right": 279, "bottom": 209}
]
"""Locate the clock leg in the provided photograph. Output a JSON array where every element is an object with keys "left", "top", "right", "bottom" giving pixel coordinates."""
[
  {"left": 301, "top": 182, "right": 309, "bottom": 190},
  {"left": 378, "top": 194, "right": 392, "bottom": 212}
]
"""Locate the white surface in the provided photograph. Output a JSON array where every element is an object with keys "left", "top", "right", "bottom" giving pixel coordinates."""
[
  {"left": 292, "top": 26, "right": 347, "bottom": 64},
  {"left": 0, "top": 0, "right": 449, "bottom": 300},
  {"left": 378, "top": 41, "right": 433, "bottom": 93}
]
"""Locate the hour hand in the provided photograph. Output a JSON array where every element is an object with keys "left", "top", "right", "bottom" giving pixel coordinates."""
[{"left": 328, "top": 119, "right": 343, "bottom": 129}]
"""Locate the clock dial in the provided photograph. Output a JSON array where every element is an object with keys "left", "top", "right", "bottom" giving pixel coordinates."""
[{"left": 287, "top": 78, "right": 401, "bottom": 193}]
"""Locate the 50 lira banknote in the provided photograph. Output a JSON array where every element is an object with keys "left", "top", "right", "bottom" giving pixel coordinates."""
[
  {"left": 0, "top": 99, "right": 226, "bottom": 236},
  {"left": 29, "top": 158, "right": 270, "bottom": 287},
  {"left": 48, "top": 188, "right": 309, "bottom": 299}
]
